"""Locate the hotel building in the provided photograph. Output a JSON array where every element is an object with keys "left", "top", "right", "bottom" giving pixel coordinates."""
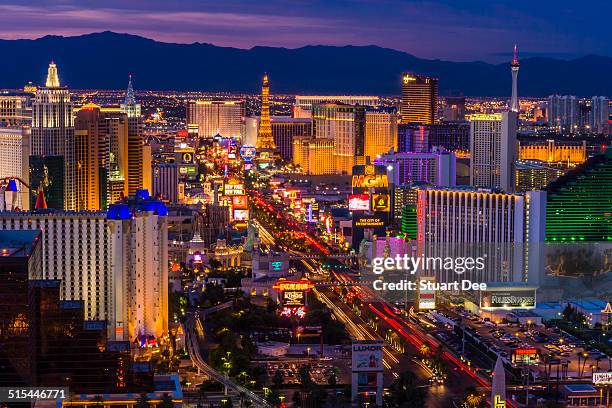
[
  {"left": 377, "top": 150, "right": 456, "bottom": 187},
  {"left": 416, "top": 187, "right": 546, "bottom": 283},
  {"left": 292, "top": 136, "right": 335, "bottom": 175},
  {"left": 365, "top": 107, "right": 398, "bottom": 160},
  {"left": 31, "top": 62, "right": 76, "bottom": 209},
  {"left": 400, "top": 73, "right": 438, "bottom": 124},
  {"left": 469, "top": 112, "right": 517, "bottom": 193},
  {"left": 0, "top": 195, "right": 169, "bottom": 342},
  {"left": 312, "top": 103, "right": 366, "bottom": 174},
  {"left": 0, "top": 92, "right": 32, "bottom": 126},
  {"left": 518, "top": 140, "right": 586, "bottom": 166},
  {"left": 294, "top": 95, "right": 379, "bottom": 118},
  {"left": 186, "top": 100, "right": 245, "bottom": 139},
  {"left": 0, "top": 127, "right": 30, "bottom": 210}
]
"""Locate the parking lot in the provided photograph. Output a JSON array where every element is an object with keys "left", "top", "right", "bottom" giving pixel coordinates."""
[
  {"left": 431, "top": 307, "right": 611, "bottom": 379},
  {"left": 263, "top": 359, "right": 345, "bottom": 386}
]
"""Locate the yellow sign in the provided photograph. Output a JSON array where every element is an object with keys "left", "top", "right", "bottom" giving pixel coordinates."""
[
  {"left": 493, "top": 395, "right": 506, "bottom": 408},
  {"left": 352, "top": 174, "right": 388, "bottom": 189},
  {"left": 354, "top": 217, "right": 385, "bottom": 227},
  {"left": 403, "top": 74, "right": 416, "bottom": 84},
  {"left": 273, "top": 278, "right": 314, "bottom": 292},
  {"left": 371, "top": 194, "right": 390, "bottom": 212}
]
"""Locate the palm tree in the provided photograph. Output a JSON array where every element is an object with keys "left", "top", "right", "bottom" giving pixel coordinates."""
[{"left": 419, "top": 343, "right": 430, "bottom": 359}]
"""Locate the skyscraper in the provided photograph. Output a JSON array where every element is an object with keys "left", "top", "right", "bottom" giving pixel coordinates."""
[
  {"left": 400, "top": 73, "right": 438, "bottom": 124},
  {"left": 416, "top": 187, "right": 546, "bottom": 283},
  {"left": 364, "top": 107, "right": 398, "bottom": 160},
  {"left": 591, "top": 96, "right": 610, "bottom": 133},
  {"left": 510, "top": 45, "right": 520, "bottom": 112},
  {"left": 75, "top": 103, "right": 129, "bottom": 210},
  {"left": 120, "top": 76, "right": 145, "bottom": 197},
  {"left": 31, "top": 62, "right": 76, "bottom": 209},
  {"left": 469, "top": 112, "right": 517, "bottom": 192},
  {"left": 256, "top": 73, "right": 276, "bottom": 151},
  {"left": 186, "top": 100, "right": 245, "bottom": 139},
  {"left": 548, "top": 95, "right": 579, "bottom": 134},
  {"left": 312, "top": 103, "right": 366, "bottom": 174}
]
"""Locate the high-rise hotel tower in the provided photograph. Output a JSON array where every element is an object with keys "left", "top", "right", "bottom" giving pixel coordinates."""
[
  {"left": 31, "top": 62, "right": 76, "bottom": 209},
  {"left": 400, "top": 73, "right": 438, "bottom": 124},
  {"left": 469, "top": 112, "right": 517, "bottom": 193}
]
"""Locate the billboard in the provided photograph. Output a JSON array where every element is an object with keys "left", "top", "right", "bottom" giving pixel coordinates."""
[
  {"left": 480, "top": 288, "right": 537, "bottom": 309},
  {"left": 233, "top": 209, "right": 249, "bottom": 221},
  {"left": 417, "top": 277, "right": 436, "bottom": 310},
  {"left": 512, "top": 348, "right": 539, "bottom": 364},
  {"left": 239, "top": 144, "right": 257, "bottom": 162},
  {"left": 351, "top": 164, "right": 389, "bottom": 191},
  {"left": 282, "top": 291, "right": 306, "bottom": 307},
  {"left": 349, "top": 194, "right": 370, "bottom": 211},
  {"left": 224, "top": 179, "right": 245, "bottom": 196},
  {"left": 232, "top": 195, "right": 248, "bottom": 209},
  {"left": 352, "top": 340, "right": 384, "bottom": 372},
  {"left": 593, "top": 372, "right": 612, "bottom": 385},
  {"left": 371, "top": 193, "right": 390, "bottom": 212}
]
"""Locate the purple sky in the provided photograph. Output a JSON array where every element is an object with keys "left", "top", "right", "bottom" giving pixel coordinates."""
[{"left": 0, "top": 0, "right": 610, "bottom": 62}]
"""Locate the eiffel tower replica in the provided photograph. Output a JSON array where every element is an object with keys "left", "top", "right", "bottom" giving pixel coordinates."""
[{"left": 255, "top": 73, "right": 277, "bottom": 168}]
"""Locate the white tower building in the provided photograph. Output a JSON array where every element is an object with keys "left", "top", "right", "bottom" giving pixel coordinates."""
[
  {"left": 511, "top": 45, "right": 520, "bottom": 113},
  {"left": 469, "top": 112, "right": 517, "bottom": 193}
]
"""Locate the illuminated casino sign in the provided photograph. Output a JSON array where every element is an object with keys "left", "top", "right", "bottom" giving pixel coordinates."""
[
  {"left": 232, "top": 195, "right": 248, "bottom": 209},
  {"left": 352, "top": 164, "right": 389, "bottom": 191},
  {"left": 371, "top": 193, "right": 390, "bottom": 212},
  {"left": 224, "top": 179, "right": 245, "bottom": 196},
  {"left": 273, "top": 278, "right": 314, "bottom": 292},
  {"left": 512, "top": 348, "right": 538, "bottom": 364},
  {"left": 181, "top": 152, "right": 193, "bottom": 164},
  {"left": 348, "top": 194, "right": 370, "bottom": 211},
  {"left": 593, "top": 372, "right": 612, "bottom": 385},
  {"left": 480, "top": 288, "right": 537, "bottom": 309},
  {"left": 283, "top": 290, "right": 306, "bottom": 307},
  {"left": 351, "top": 174, "right": 388, "bottom": 189},
  {"left": 403, "top": 74, "right": 416, "bottom": 84},
  {"left": 239, "top": 144, "right": 257, "bottom": 162}
]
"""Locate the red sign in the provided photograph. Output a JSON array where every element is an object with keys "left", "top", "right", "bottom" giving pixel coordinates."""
[
  {"left": 514, "top": 348, "right": 538, "bottom": 356},
  {"left": 348, "top": 194, "right": 370, "bottom": 211}
]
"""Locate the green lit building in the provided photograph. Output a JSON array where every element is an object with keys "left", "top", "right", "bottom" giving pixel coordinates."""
[
  {"left": 400, "top": 204, "right": 417, "bottom": 239},
  {"left": 546, "top": 149, "right": 612, "bottom": 242}
]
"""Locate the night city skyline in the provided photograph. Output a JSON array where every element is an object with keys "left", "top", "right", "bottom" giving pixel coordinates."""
[{"left": 0, "top": 3, "right": 610, "bottom": 408}]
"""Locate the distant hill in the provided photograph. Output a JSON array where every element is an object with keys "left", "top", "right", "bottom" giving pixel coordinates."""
[{"left": 1, "top": 31, "right": 611, "bottom": 96}]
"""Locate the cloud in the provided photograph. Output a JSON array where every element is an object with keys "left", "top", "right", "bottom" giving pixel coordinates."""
[{"left": 0, "top": 0, "right": 609, "bottom": 61}]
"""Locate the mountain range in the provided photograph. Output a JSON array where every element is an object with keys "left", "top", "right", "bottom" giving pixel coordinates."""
[{"left": 1, "top": 31, "right": 611, "bottom": 96}]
